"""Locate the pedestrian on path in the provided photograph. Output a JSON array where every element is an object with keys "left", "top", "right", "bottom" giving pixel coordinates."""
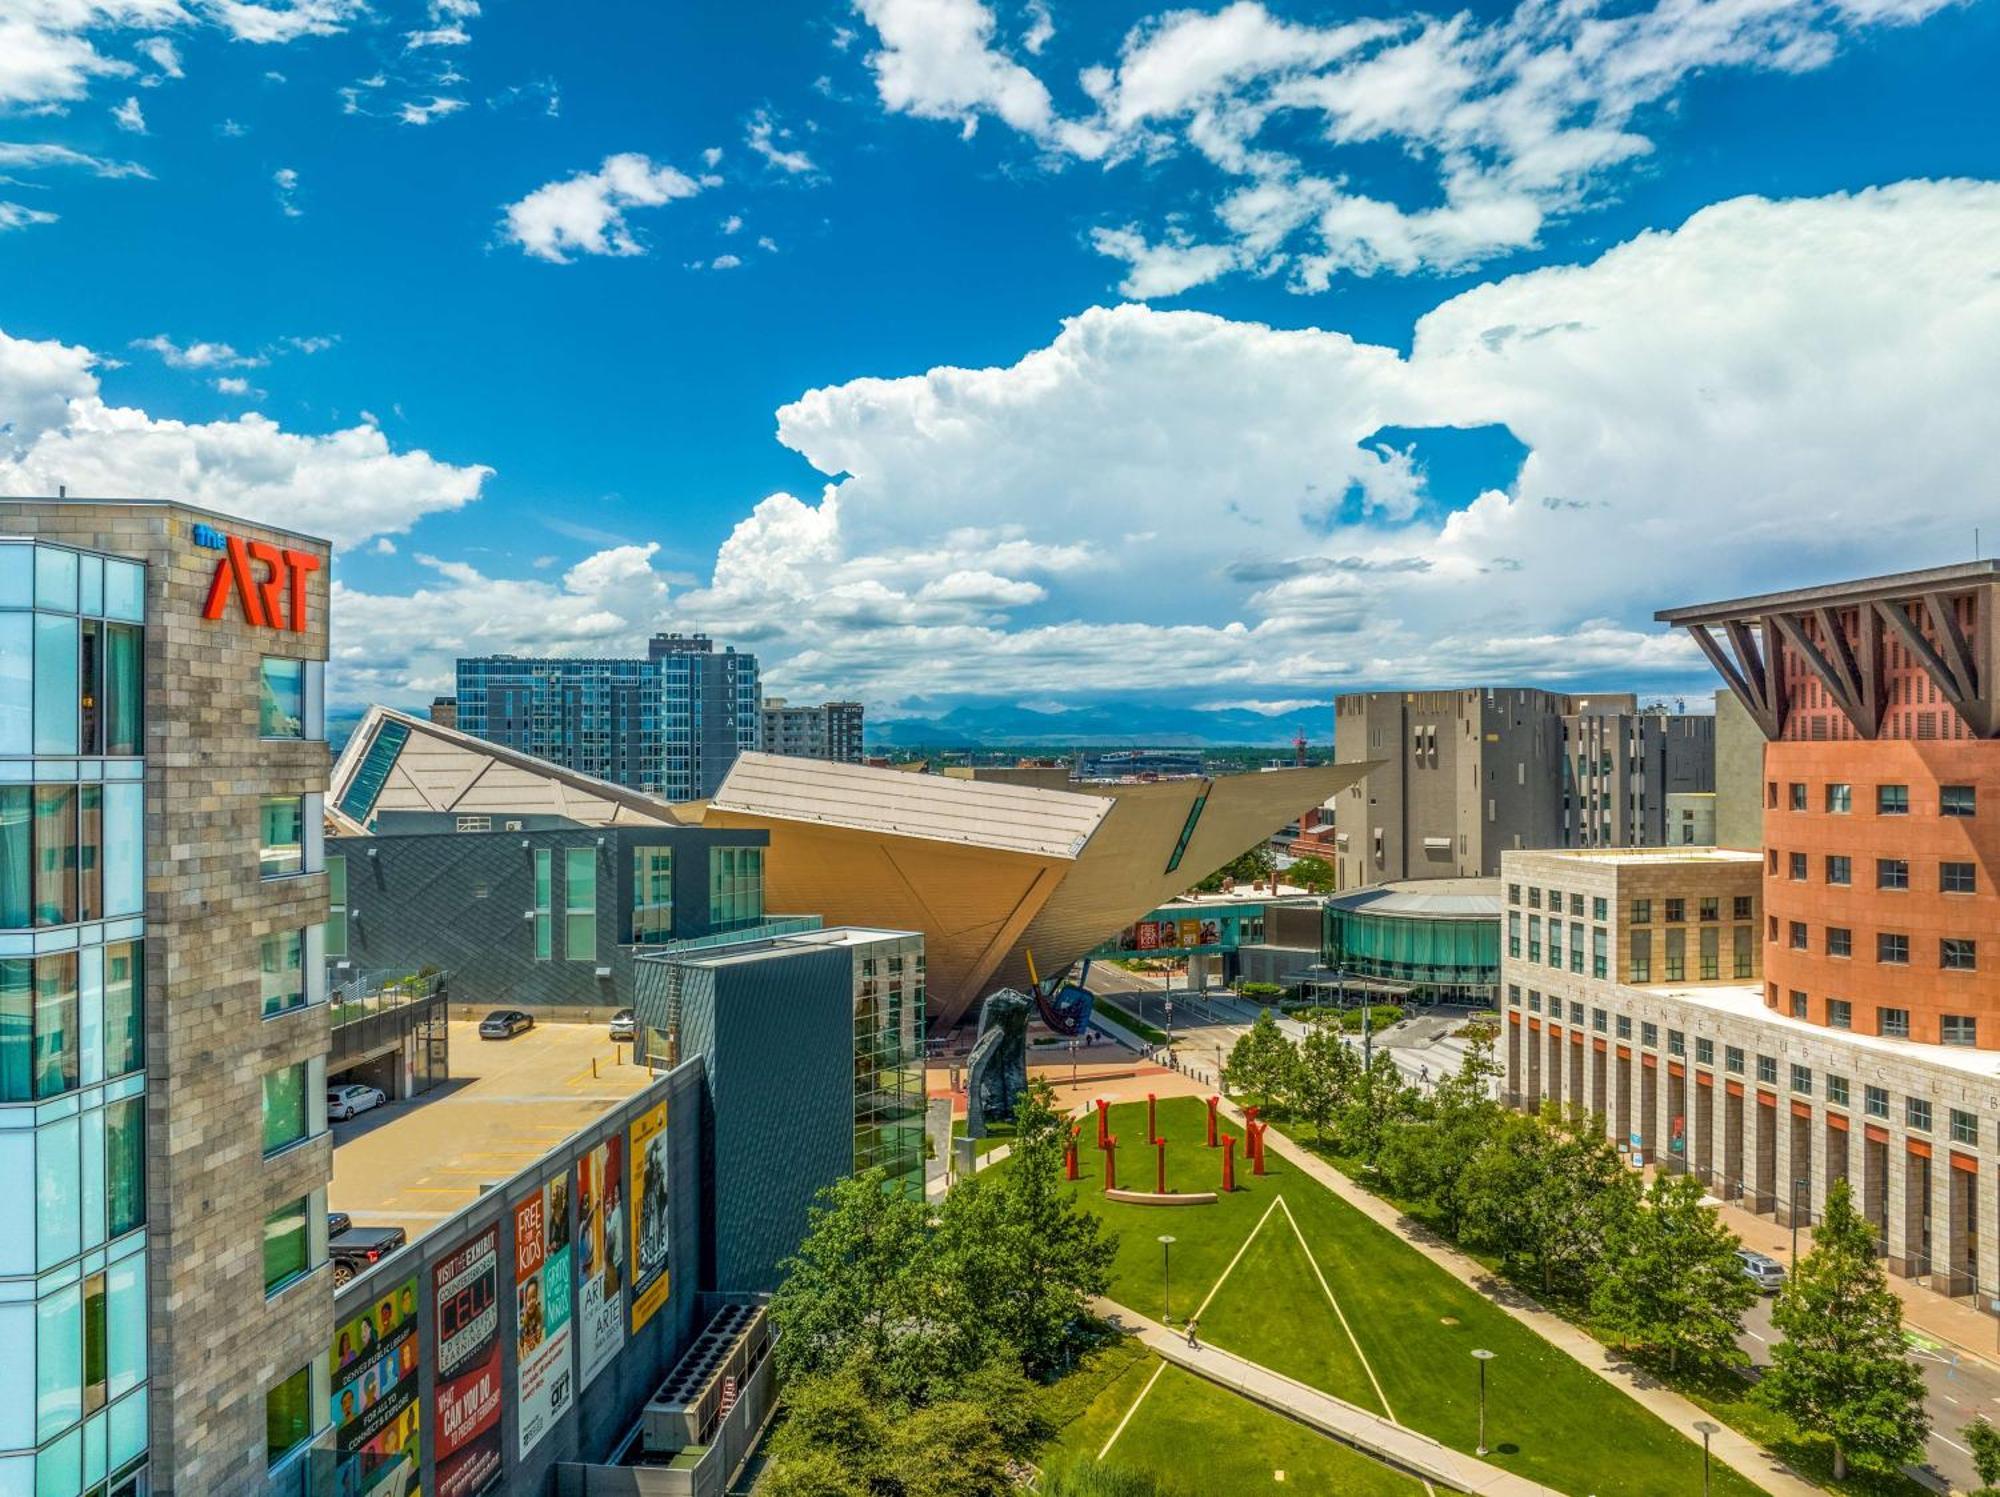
[{"left": 1185, "top": 1317, "right": 1200, "bottom": 1349}]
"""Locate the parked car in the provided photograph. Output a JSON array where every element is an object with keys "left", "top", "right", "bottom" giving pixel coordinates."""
[
  {"left": 1737, "top": 1248, "right": 1787, "bottom": 1292},
  {"left": 331, "top": 1224, "right": 408, "bottom": 1287},
  {"left": 609, "top": 1008, "right": 636, "bottom": 1042},
  {"left": 479, "top": 1009, "right": 535, "bottom": 1039},
  {"left": 327, "top": 1083, "right": 386, "bottom": 1121}
]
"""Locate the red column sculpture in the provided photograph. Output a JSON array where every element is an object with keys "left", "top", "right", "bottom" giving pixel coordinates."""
[
  {"left": 1104, "top": 1136, "right": 1118, "bottom": 1191},
  {"left": 1065, "top": 1134, "right": 1079, "bottom": 1181},
  {"left": 1222, "top": 1134, "right": 1236, "bottom": 1192},
  {"left": 1147, "top": 1092, "right": 1158, "bottom": 1146},
  {"left": 1156, "top": 1138, "right": 1167, "bottom": 1194},
  {"left": 1251, "top": 1122, "right": 1268, "bottom": 1176},
  {"left": 1206, "top": 1095, "right": 1219, "bottom": 1147},
  {"left": 1096, "top": 1098, "right": 1110, "bottom": 1149}
]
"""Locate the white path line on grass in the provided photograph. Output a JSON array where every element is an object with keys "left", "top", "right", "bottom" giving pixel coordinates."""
[
  {"left": 1099, "top": 1359, "right": 1168, "bottom": 1462},
  {"left": 1189, "top": 1193, "right": 1287, "bottom": 1324},
  {"left": 1274, "top": 1195, "right": 1434, "bottom": 1497}
]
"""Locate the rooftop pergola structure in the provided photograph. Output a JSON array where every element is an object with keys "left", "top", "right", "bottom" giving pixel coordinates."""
[{"left": 1656, "top": 560, "right": 2000, "bottom": 741}]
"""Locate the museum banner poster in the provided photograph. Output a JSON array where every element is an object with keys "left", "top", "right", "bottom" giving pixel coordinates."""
[
  {"left": 434, "top": 1226, "right": 504, "bottom": 1497},
  {"left": 575, "top": 1134, "right": 627, "bottom": 1388},
  {"left": 330, "top": 1276, "right": 423, "bottom": 1497},
  {"left": 629, "top": 1101, "right": 672, "bottom": 1333},
  {"left": 514, "top": 1175, "right": 575, "bottom": 1458}
]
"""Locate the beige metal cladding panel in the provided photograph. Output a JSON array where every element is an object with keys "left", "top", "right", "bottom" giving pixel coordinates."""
[
  {"left": 702, "top": 813, "right": 1067, "bottom": 1026},
  {"left": 1000, "top": 763, "right": 1371, "bottom": 997}
]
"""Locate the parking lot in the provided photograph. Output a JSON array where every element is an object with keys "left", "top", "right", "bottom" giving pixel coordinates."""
[{"left": 330, "top": 1018, "right": 657, "bottom": 1241}]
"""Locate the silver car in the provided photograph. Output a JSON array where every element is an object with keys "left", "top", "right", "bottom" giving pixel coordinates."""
[{"left": 1737, "top": 1248, "right": 1786, "bottom": 1292}]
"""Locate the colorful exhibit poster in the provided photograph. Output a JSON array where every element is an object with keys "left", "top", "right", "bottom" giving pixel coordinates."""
[
  {"left": 433, "top": 1227, "right": 504, "bottom": 1497},
  {"left": 330, "top": 1276, "right": 422, "bottom": 1497},
  {"left": 629, "top": 1102, "right": 672, "bottom": 1333},
  {"left": 514, "top": 1176, "right": 575, "bottom": 1458},
  {"left": 575, "top": 1134, "right": 627, "bottom": 1388}
]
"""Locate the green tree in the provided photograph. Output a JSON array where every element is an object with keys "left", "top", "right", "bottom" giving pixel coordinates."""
[
  {"left": 1336, "top": 1050, "right": 1415, "bottom": 1168},
  {"left": 1965, "top": 1416, "right": 2000, "bottom": 1492},
  {"left": 756, "top": 1367, "right": 884, "bottom": 1497},
  {"left": 1759, "top": 1178, "right": 1930, "bottom": 1479},
  {"left": 883, "top": 1398, "right": 1014, "bottom": 1497},
  {"left": 1194, "top": 841, "right": 1274, "bottom": 892},
  {"left": 769, "top": 1168, "right": 986, "bottom": 1402},
  {"left": 1456, "top": 1105, "right": 1636, "bottom": 1300},
  {"left": 1286, "top": 855, "right": 1338, "bottom": 894},
  {"left": 942, "top": 1079, "right": 1117, "bottom": 1379},
  {"left": 1590, "top": 1172, "right": 1757, "bottom": 1373},
  {"left": 1292, "top": 1020, "right": 1358, "bottom": 1141},
  {"left": 1223, "top": 1009, "right": 1298, "bottom": 1112},
  {"left": 1375, "top": 1034, "right": 1500, "bottom": 1236}
]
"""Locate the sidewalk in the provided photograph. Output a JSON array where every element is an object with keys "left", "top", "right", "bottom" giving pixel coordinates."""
[
  {"left": 1218, "top": 1098, "right": 1824, "bottom": 1497},
  {"left": 1710, "top": 1193, "right": 2000, "bottom": 1370},
  {"left": 1093, "top": 1296, "right": 1567, "bottom": 1497}
]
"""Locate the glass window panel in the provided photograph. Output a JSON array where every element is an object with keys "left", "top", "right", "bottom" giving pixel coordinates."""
[
  {"left": 103, "top": 1258, "right": 143, "bottom": 1401},
  {"left": 265, "top": 1363, "right": 313, "bottom": 1468},
  {"left": 33, "top": 952, "right": 77, "bottom": 1099},
  {"left": 82, "top": 1272, "right": 106, "bottom": 1418},
  {"left": 35, "top": 1427, "right": 79, "bottom": 1497},
  {"left": 37, "top": 1112, "right": 79, "bottom": 1269},
  {"left": 98, "top": 783, "right": 140, "bottom": 920},
  {"left": 104, "top": 1096, "right": 143, "bottom": 1239},
  {"left": 33, "top": 549, "right": 76, "bottom": 614},
  {"left": 632, "top": 846, "right": 673, "bottom": 942},
  {"left": 0, "top": 545, "right": 30, "bottom": 606},
  {"left": 32, "top": 615, "right": 77, "bottom": 756},
  {"left": 101, "top": 562, "right": 142, "bottom": 624},
  {"left": 0, "top": 958, "right": 28, "bottom": 1102},
  {"left": 76, "top": 787, "right": 100, "bottom": 923},
  {"left": 102, "top": 942, "right": 141, "bottom": 1080},
  {"left": 107, "top": 1388, "right": 145, "bottom": 1472},
  {"left": 0, "top": 1303, "right": 30, "bottom": 1449},
  {"left": 566, "top": 847, "right": 596, "bottom": 961},
  {"left": 77, "top": 556, "right": 102, "bottom": 617},
  {"left": 260, "top": 930, "right": 303, "bottom": 1017},
  {"left": 533, "top": 848, "right": 551, "bottom": 961},
  {"left": 0, "top": 786, "right": 30, "bottom": 928},
  {"left": 260, "top": 796, "right": 303, "bottom": 879},
  {"left": 324, "top": 857, "right": 347, "bottom": 960},
  {"left": 262, "top": 1064, "right": 307, "bottom": 1155},
  {"left": 78, "top": 621, "right": 102, "bottom": 756},
  {"left": 31, "top": 787, "right": 76, "bottom": 927},
  {"left": 79, "top": 1105, "right": 102, "bottom": 1248},
  {"left": 259, "top": 658, "right": 304, "bottom": 739},
  {"left": 102, "top": 625, "right": 141, "bottom": 758},
  {"left": 32, "top": 1290, "right": 78, "bottom": 1444},
  {"left": 263, "top": 1197, "right": 309, "bottom": 1293},
  {"left": 0, "top": 613, "right": 29, "bottom": 755}
]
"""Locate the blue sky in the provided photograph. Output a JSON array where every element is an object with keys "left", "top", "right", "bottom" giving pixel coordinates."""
[{"left": 3, "top": 0, "right": 1998, "bottom": 723}]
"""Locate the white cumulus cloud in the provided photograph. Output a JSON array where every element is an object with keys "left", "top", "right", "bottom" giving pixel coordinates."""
[{"left": 500, "top": 152, "right": 708, "bottom": 263}]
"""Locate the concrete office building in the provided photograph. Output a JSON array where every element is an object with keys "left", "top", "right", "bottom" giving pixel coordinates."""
[
  {"left": 1330, "top": 688, "right": 1714, "bottom": 889},
  {"left": 427, "top": 695, "right": 457, "bottom": 729},
  {"left": 758, "top": 697, "right": 864, "bottom": 763},
  {"left": 1505, "top": 561, "right": 2000, "bottom": 1311},
  {"left": 455, "top": 632, "right": 759, "bottom": 802},
  {"left": 0, "top": 501, "right": 334, "bottom": 1496},
  {"left": 635, "top": 925, "right": 926, "bottom": 1290}
]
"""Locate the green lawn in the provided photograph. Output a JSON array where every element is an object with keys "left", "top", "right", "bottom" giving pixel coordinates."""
[
  {"left": 1049, "top": 1357, "right": 1425, "bottom": 1496},
  {"left": 1069, "top": 1097, "right": 1765, "bottom": 1497}
]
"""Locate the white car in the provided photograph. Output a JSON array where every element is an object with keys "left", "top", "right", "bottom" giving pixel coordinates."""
[
  {"left": 1736, "top": 1248, "right": 1787, "bottom": 1293},
  {"left": 328, "top": 1083, "right": 386, "bottom": 1121}
]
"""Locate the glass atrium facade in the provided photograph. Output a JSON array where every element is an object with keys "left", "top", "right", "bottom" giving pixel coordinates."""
[{"left": 0, "top": 540, "right": 150, "bottom": 1497}]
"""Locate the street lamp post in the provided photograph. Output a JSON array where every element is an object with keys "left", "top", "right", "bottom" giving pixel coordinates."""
[
  {"left": 1471, "top": 1349, "right": 1496, "bottom": 1456},
  {"left": 1693, "top": 1420, "right": 1720, "bottom": 1496},
  {"left": 1791, "top": 1176, "right": 1808, "bottom": 1265},
  {"left": 1165, "top": 998, "right": 1175, "bottom": 1047},
  {"left": 1158, "top": 1234, "right": 1177, "bottom": 1325},
  {"left": 1069, "top": 1036, "right": 1080, "bottom": 1091}
]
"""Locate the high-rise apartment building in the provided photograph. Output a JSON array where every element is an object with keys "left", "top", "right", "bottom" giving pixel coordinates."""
[
  {"left": 1505, "top": 561, "right": 2000, "bottom": 1311},
  {"left": 455, "top": 632, "right": 759, "bottom": 801},
  {"left": 0, "top": 501, "right": 334, "bottom": 1496},
  {"left": 758, "top": 697, "right": 864, "bottom": 763},
  {"left": 1330, "top": 688, "right": 1714, "bottom": 889}
]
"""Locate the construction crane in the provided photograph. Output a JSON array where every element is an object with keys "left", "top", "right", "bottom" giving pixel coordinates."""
[{"left": 1294, "top": 726, "right": 1308, "bottom": 766}]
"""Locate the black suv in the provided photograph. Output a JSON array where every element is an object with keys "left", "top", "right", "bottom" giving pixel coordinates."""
[{"left": 331, "top": 1222, "right": 408, "bottom": 1286}]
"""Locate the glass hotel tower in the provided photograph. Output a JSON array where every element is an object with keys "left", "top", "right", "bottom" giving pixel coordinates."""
[{"left": 0, "top": 502, "right": 334, "bottom": 1497}]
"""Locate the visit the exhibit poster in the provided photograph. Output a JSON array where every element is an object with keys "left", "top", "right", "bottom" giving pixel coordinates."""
[
  {"left": 575, "top": 1134, "right": 627, "bottom": 1388},
  {"left": 330, "top": 1276, "right": 422, "bottom": 1497},
  {"left": 514, "top": 1175, "right": 575, "bottom": 1458},
  {"left": 433, "top": 1226, "right": 504, "bottom": 1497},
  {"left": 628, "top": 1101, "right": 672, "bottom": 1333}
]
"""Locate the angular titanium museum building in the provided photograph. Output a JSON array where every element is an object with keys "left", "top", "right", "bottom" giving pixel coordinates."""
[{"left": 0, "top": 500, "right": 334, "bottom": 1497}]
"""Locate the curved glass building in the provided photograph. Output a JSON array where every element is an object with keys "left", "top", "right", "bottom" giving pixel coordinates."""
[{"left": 1323, "top": 878, "right": 1502, "bottom": 1003}]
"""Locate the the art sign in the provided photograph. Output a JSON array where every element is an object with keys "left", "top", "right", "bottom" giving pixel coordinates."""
[
  {"left": 629, "top": 1102, "right": 672, "bottom": 1333},
  {"left": 433, "top": 1226, "right": 504, "bottom": 1497},
  {"left": 513, "top": 1176, "right": 575, "bottom": 1459},
  {"left": 194, "top": 520, "right": 320, "bottom": 631},
  {"left": 575, "top": 1134, "right": 627, "bottom": 1388},
  {"left": 330, "top": 1276, "right": 423, "bottom": 1497}
]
